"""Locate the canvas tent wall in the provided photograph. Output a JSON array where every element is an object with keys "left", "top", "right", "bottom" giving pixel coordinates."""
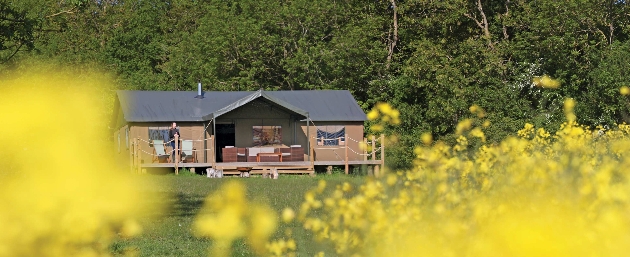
[{"left": 114, "top": 122, "right": 212, "bottom": 165}]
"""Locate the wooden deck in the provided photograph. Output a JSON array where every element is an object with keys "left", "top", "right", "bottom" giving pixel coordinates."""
[
  {"left": 130, "top": 134, "right": 386, "bottom": 175},
  {"left": 141, "top": 160, "right": 383, "bottom": 169}
]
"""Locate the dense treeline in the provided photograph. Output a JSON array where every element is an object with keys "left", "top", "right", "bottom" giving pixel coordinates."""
[{"left": 1, "top": 0, "right": 629, "bottom": 168}]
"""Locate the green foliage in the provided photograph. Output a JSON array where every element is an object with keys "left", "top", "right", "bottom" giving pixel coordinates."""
[
  {"left": 1, "top": 0, "right": 630, "bottom": 169},
  {"left": 0, "top": 1, "right": 37, "bottom": 62}
]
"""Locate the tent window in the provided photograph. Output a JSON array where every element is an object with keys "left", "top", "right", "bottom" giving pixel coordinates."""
[
  {"left": 316, "top": 126, "right": 345, "bottom": 146},
  {"left": 253, "top": 126, "right": 282, "bottom": 146},
  {"left": 148, "top": 127, "right": 174, "bottom": 142},
  {"left": 117, "top": 133, "right": 121, "bottom": 153}
]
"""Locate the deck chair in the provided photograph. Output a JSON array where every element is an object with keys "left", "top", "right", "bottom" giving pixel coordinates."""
[
  {"left": 181, "top": 140, "right": 196, "bottom": 163},
  {"left": 152, "top": 140, "right": 171, "bottom": 163}
]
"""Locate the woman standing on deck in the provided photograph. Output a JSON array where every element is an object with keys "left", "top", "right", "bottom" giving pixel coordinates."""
[{"left": 169, "top": 122, "right": 180, "bottom": 161}]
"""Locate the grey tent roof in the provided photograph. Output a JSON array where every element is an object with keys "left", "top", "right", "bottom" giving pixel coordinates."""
[
  {"left": 116, "top": 89, "right": 366, "bottom": 122},
  {"left": 202, "top": 90, "right": 309, "bottom": 120}
]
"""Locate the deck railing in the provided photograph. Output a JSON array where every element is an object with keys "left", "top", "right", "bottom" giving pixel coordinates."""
[{"left": 129, "top": 134, "right": 385, "bottom": 175}]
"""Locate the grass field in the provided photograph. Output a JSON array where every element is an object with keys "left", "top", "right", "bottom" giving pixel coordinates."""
[{"left": 110, "top": 172, "right": 365, "bottom": 256}]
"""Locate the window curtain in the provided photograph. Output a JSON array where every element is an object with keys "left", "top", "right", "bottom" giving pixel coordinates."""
[{"left": 317, "top": 126, "right": 345, "bottom": 146}]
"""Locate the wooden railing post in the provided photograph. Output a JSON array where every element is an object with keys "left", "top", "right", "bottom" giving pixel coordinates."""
[
  {"left": 129, "top": 138, "right": 134, "bottom": 173},
  {"left": 363, "top": 137, "right": 368, "bottom": 161},
  {"left": 211, "top": 135, "right": 216, "bottom": 169},
  {"left": 344, "top": 134, "right": 349, "bottom": 174},
  {"left": 137, "top": 137, "right": 141, "bottom": 174},
  {"left": 381, "top": 134, "right": 385, "bottom": 166},
  {"left": 175, "top": 134, "right": 180, "bottom": 175},
  {"left": 362, "top": 137, "right": 367, "bottom": 175},
  {"left": 371, "top": 135, "right": 376, "bottom": 160}
]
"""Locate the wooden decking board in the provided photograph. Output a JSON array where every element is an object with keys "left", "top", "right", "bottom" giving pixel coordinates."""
[
  {"left": 141, "top": 160, "right": 382, "bottom": 168},
  {"left": 222, "top": 170, "right": 314, "bottom": 175},
  {"left": 314, "top": 160, "right": 383, "bottom": 165}
]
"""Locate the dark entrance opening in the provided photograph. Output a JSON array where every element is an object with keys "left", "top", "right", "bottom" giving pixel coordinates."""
[{"left": 215, "top": 124, "right": 236, "bottom": 162}]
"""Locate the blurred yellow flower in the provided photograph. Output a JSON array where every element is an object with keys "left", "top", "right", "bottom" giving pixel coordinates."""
[
  {"left": 564, "top": 98, "right": 576, "bottom": 111},
  {"left": 387, "top": 174, "right": 398, "bottom": 186},
  {"left": 469, "top": 104, "right": 480, "bottom": 113},
  {"left": 620, "top": 86, "right": 630, "bottom": 95},
  {"left": 533, "top": 75, "right": 561, "bottom": 88},
  {"left": 456, "top": 119, "right": 473, "bottom": 135},
  {"left": 377, "top": 103, "right": 393, "bottom": 115},
  {"left": 0, "top": 68, "right": 159, "bottom": 257},
  {"left": 194, "top": 181, "right": 277, "bottom": 257},
  {"left": 421, "top": 132, "right": 433, "bottom": 145},
  {"left": 120, "top": 219, "right": 143, "bottom": 238},
  {"left": 342, "top": 182, "right": 352, "bottom": 192},
  {"left": 367, "top": 109, "right": 379, "bottom": 120},
  {"left": 299, "top": 101, "right": 630, "bottom": 257},
  {"left": 282, "top": 208, "right": 296, "bottom": 223},
  {"left": 371, "top": 124, "right": 384, "bottom": 132}
]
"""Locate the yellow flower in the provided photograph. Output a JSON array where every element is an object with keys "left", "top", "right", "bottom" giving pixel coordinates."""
[
  {"left": 342, "top": 183, "right": 352, "bottom": 192},
  {"left": 287, "top": 239, "right": 297, "bottom": 250},
  {"left": 564, "top": 98, "right": 576, "bottom": 111},
  {"left": 421, "top": 133, "right": 433, "bottom": 145},
  {"left": 534, "top": 75, "right": 561, "bottom": 88},
  {"left": 377, "top": 102, "right": 393, "bottom": 115},
  {"left": 387, "top": 174, "right": 398, "bottom": 186},
  {"left": 0, "top": 68, "right": 160, "bottom": 256},
  {"left": 248, "top": 204, "right": 278, "bottom": 254},
  {"left": 367, "top": 109, "right": 379, "bottom": 120},
  {"left": 371, "top": 124, "right": 384, "bottom": 132},
  {"left": 470, "top": 127, "right": 486, "bottom": 142},
  {"left": 620, "top": 86, "right": 630, "bottom": 95},
  {"left": 282, "top": 208, "right": 296, "bottom": 223},
  {"left": 391, "top": 109, "right": 400, "bottom": 119},
  {"left": 469, "top": 104, "right": 480, "bottom": 113},
  {"left": 194, "top": 181, "right": 278, "bottom": 257},
  {"left": 120, "top": 219, "right": 143, "bottom": 238},
  {"left": 317, "top": 180, "right": 327, "bottom": 193},
  {"left": 456, "top": 119, "right": 473, "bottom": 135}
]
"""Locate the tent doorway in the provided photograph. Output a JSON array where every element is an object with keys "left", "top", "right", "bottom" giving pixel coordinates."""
[{"left": 216, "top": 124, "right": 236, "bottom": 162}]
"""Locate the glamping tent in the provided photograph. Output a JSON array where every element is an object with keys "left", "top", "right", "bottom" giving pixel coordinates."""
[{"left": 112, "top": 88, "right": 367, "bottom": 165}]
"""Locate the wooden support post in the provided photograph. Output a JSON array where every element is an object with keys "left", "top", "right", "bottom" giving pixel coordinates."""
[
  {"left": 175, "top": 134, "right": 179, "bottom": 175},
  {"left": 344, "top": 134, "right": 349, "bottom": 175},
  {"left": 137, "top": 137, "right": 141, "bottom": 174},
  {"left": 211, "top": 135, "right": 216, "bottom": 168},
  {"left": 207, "top": 136, "right": 211, "bottom": 164},
  {"left": 310, "top": 135, "right": 315, "bottom": 170}
]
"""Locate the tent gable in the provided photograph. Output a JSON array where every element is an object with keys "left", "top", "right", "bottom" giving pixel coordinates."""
[{"left": 201, "top": 90, "right": 309, "bottom": 120}]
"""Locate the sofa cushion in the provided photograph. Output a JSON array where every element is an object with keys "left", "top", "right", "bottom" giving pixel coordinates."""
[
  {"left": 248, "top": 148, "right": 261, "bottom": 156},
  {"left": 260, "top": 147, "right": 275, "bottom": 153}
]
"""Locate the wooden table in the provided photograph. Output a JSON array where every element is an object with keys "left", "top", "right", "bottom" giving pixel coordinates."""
[
  {"left": 237, "top": 167, "right": 252, "bottom": 178},
  {"left": 256, "top": 152, "right": 283, "bottom": 162}
]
